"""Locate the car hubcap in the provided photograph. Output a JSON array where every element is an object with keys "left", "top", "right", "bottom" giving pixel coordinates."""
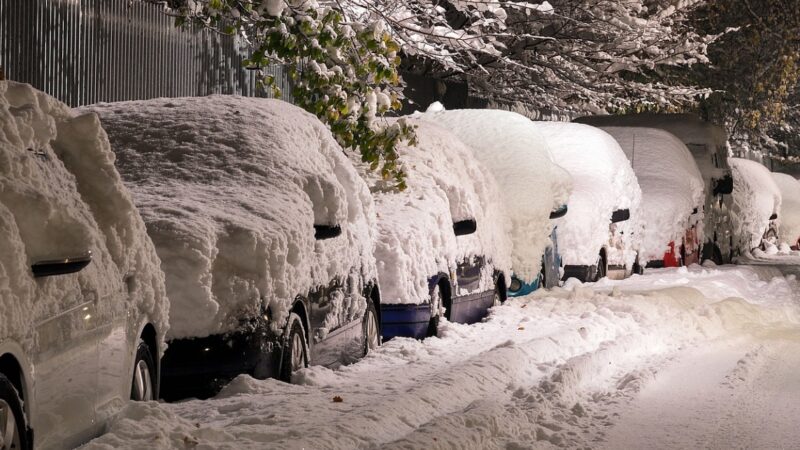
[
  {"left": 366, "top": 310, "right": 379, "bottom": 352},
  {"left": 133, "top": 360, "right": 153, "bottom": 401},
  {"left": 0, "top": 399, "right": 19, "bottom": 450},
  {"left": 291, "top": 332, "right": 305, "bottom": 372},
  {"left": 492, "top": 291, "right": 501, "bottom": 307},
  {"left": 432, "top": 288, "right": 442, "bottom": 317}
]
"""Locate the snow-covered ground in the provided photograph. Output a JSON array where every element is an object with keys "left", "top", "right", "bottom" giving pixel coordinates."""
[{"left": 86, "top": 262, "right": 800, "bottom": 449}]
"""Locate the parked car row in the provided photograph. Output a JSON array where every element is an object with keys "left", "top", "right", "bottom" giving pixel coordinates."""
[{"left": 3, "top": 81, "right": 799, "bottom": 448}]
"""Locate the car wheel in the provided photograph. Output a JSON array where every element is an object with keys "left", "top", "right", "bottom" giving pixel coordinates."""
[
  {"left": 279, "top": 313, "right": 308, "bottom": 382},
  {"left": 595, "top": 255, "right": 607, "bottom": 281},
  {"left": 130, "top": 341, "right": 156, "bottom": 401},
  {"left": 363, "top": 301, "right": 380, "bottom": 356},
  {"left": 426, "top": 286, "right": 443, "bottom": 338},
  {"left": 632, "top": 254, "right": 644, "bottom": 275},
  {"left": 0, "top": 374, "right": 29, "bottom": 450},
  {"left": 492, "top": 285, "right": 502, "bottom": 307}
]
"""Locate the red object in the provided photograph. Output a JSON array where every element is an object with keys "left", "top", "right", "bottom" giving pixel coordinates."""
[{"left": 663, "top": 241, "right": 680, "bottom": 267}]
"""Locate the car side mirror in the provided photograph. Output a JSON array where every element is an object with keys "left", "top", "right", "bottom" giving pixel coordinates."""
[
  {"left": 453, "top": 219, "right": 477, "bottom": 236},
  {"left": 314, "top": 224, "right": 342, "bottom": 240},
  {"left": 610, "top": 209, "right": 630, "bottom": 223},
  {"left": 713, "top": 173, "right": 733, "bottom": 195},
  {"left": 31, "top": 252, "right": 92, "bottom": 278},
  {"left": 549, "top": 205, "right": 568, "bottom": 219},
  {"left": 769, "top": 213, "right": 778, "bottom": 220}
]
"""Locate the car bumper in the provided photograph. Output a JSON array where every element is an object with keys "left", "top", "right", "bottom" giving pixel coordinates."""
[{"left": 380, "top": 304, "right": 431, "bottom": 340}]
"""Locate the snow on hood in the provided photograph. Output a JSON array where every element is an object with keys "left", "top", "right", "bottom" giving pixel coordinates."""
[
  {"left": 413, "top": 108, "right": 572, "bottom": 283},
  {"left": 0, "top": 81, "right": 169, "bottom": 352},
  {"left": 360, "top": 118, "right": 512, "bottom": 305},
  {"left": 530, "top": 122, "right": 642, "bottom": 267},
  {"left": 86, "top": 96, "right": 377, "bottom": 339},
  {"left": 729, "top": 158, "right": 781, "bottom": 252},
  {"left": 771, "top": 173, "right": 800, "bottom": 246},
  {"left": 598, "top": 127, "right": 705, "bottom": 263}
]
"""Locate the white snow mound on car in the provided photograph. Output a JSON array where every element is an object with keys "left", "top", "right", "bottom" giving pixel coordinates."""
[
  {"left": 86, "top": 96, "right": 377, "bottom": 339},
  {"left": 729, "top": 158, "right": 781, "bottom": 252},
  {"left": 359, "top": 118, "right": 512, "bottom": 305},
  {"left": 530, "top": 122, "right": 642, "bottom": 268},
  {"left": 599, "top": 127, "right": 705, "bottom": 263},
  {"left": 771, "top": 173, "right": 800, "bottom": 247},
  {"left": 0, "top": 81, "right": 168, "bottom": 352},
  {"left": 415, "top": 106, "right": 572, "bottom": 283}
]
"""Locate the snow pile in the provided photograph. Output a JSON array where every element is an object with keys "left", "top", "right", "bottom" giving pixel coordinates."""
[
  {"left": 86, "top": 96, "right": 376, "bottom": 339},
  {"left": 84, "top": 265, "right": 800, "bottom": 449},
  {"left": 530, "top": 122, "right": 642, "bottom": 268},
  {"left": 0, "top": 81, "right": 168, "bottom": 352},
  {"left": 729, "top": 158, "right": 781, "bottom": 252},
  {"left": 772, "top": 173, "right": 800, "bottom": 247},
  {"left": 598, "top": 127, "right": 705, "bottom": 263},
  {"left": 360, "top": 118, "right": 512, "bottom": 304},
  {"left": 414, "top": 106, "right": 572, "bottom": 283}
]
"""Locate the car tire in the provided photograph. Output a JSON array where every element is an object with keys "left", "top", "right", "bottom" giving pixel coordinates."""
[
  {"left": 426, "top": 285, "right": 443, "bottom": 338},
  {"left": 363, "top": 300, "right": 381, "bottom": 356},
  {"left": 595, "top": 255, "right": 607, "bottom": 281},
  {"left": 130, "top": 341, "right": 157, "bottom": 401},
  {"left": 0, "top": 374, "right": 30, "bottom": 450},
  {"left": 279, "top": 313, "right": 308, "bottom": 382}
]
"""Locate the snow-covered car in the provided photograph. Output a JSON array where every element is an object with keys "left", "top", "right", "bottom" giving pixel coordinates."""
[
  {"left": 772, "top": 173, "right": 800, "bottom": 249},
  {"left": 529, "top": 122, "right": 642, "bottom": 282},
  {"left": 0, "top": 82, "right": 169, "bottom": 448},
  {"left": 575, "top": 114, "right": 734, "bottom": 264},
  {"left": 729, "top": 158, "right": 781, "bottom": 254},
  {"left": 595, "top": 127, "right": 705, "bottom": 268},
  {"left": 88, "top": 96, "right": 381, "bottom": 400},
  {"left": 365, "top": 119, "right": 512, "bottom": 340},
  {"left": 416, "top": 106, "right": 572, "bottom": 296}
]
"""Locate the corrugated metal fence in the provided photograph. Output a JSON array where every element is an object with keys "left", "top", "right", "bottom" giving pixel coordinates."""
[{"left": 0, "top": 0, "right": 291, "bottom": 106}]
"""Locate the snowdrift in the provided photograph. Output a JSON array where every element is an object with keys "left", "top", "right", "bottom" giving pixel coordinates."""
[
  {"left": 86, "top": 96, "right": 377, "bottom": 339},
  {"left": 0, "top": 81, "right": 168, "bottom": 352},
  {"left": 772, "top": 173, "right": 800, "bottom": 247},
  {"left": 598, "top": 127, "right": 705, "bottom": 263},
  {"left": 529, "top": 122, "right": 642, "bottom": 269},
  {"left": 415, "top": 106, "right": 571, "bottom": 283},
  {"left": 361, "top": 118, "right": 512, "bottom": 305},
  {"left": 729, "top": 158, "right": 781, "bottom": 252}
]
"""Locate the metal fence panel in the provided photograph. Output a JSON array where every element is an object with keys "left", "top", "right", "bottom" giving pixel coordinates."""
[{"left": 0, "top": 0, "right": 291, "bottom": 106}]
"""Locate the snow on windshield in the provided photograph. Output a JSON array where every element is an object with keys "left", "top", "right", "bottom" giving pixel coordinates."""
[
  {"left": 530, "top": 122, "right": 642, "bottom": 268},
  {"left": 0, "top": 81, "right": 169, "bottom": 352},
  {"left": 415, "top": 106, "right": 572, "bottom": 284},
  {"left": 729, "top": 158, "right": 782, "bottom": 252},
  {"left": 358, "top": 118, "right": 512, "bottom": 305},
  {"left": 598, "top": 127, "right": 705, "bottom": 263},
  {"left": 86, "top": 96, "right": 377, "bottom": 339}
]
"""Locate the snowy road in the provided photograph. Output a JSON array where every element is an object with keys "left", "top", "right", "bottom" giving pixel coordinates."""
[{"left": 85, "top": 262, "right": 800, "bottom": 449}]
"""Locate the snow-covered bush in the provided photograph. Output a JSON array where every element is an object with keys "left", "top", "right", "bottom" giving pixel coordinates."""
[
  {"left": 771, "top": 173, "right": 800, "bottom": 248},
  {"left": 729, "top": 158, "right": 782, "bottom": 252},
  {"left": 414, "top": 106, "right": 571, "bottom": 283},
  {"left": 86, "top": 96, "right": 377, "bottom": 339},
  {"left": 530, "top": 122, "right": 642, "bottom": 270},
  {"left": 360, "top": 118, "right": 512, "bottom": 305},
  {"left": 598, "top": 127, "right": 705, "bottom": 264},
  {"left": 0, "top": 81, "right": 169, "bottom": 352}
]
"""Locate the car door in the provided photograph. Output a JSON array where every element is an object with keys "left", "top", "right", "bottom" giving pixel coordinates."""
[
  {"left": 33, "top": 274, "right": 100, "bottom": 449},
  {"left": 309, "top": 278, "right": 362, "bottom": 367},
  {"left": 94, "top": 285, "right": 132, "bottom": 426}
]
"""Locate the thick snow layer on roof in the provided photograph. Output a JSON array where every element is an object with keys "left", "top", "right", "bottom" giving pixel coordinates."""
[
  {"left": 598, "top": 127, "right": 705, "bottom": 263},
  {"left": 729, "top": 158, "right": 782, "bottom": 252},
  {"left": 575, "top": 113, "right": 729, "bottom": 180},
  {"left": 529, "top": 122, "right": 642, "bottom": 268},
  {"left": 86, "top": 96, "right": 377, "bottom": 339},
  {"left": 414, "top": 107, "right": 571, "bottom": 283},
  {"left": 771, "top": 173, "right": 800, "bottom": 246},
  {"left": 361, "top": 119, "right": 512, "bottom": 305},
  {"left": 0, "top": 81, "right": 168, "bottom": 352}
]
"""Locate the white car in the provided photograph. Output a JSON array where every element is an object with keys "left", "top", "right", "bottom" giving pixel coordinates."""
[
  {"left": 772, "top": 173, "right": 800, "bottom": 249},
  {"left": 595, "top": 127, "right": 705, "bottom": 268},
  {"left": 364, "top": 118, "right": 513, "bottom": 340},
  {"left": 416, "top": 107, "right": 572, "bottom": 295},
  {"left": 0, "top": 82, "right": 169, "bottom": 448},
  {"left": 729, "top": 158, "right": 781, "bottom": 254},
  {"left": 89, "top": 96, "right": 381, "bottom": 400},
  {"left": 530, "top": 122, "right": 642, "bottom": 282}
]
